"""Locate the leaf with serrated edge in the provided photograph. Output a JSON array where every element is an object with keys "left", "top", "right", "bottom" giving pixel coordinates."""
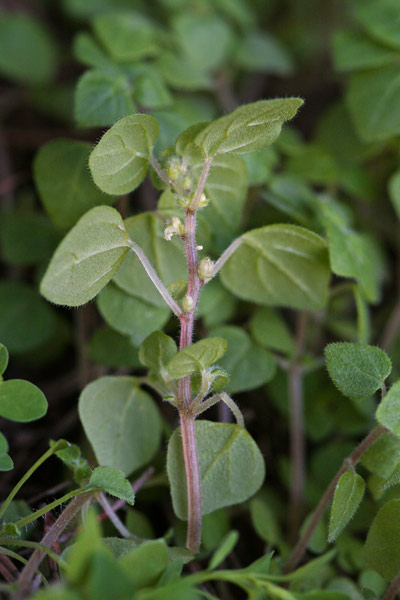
[
  {"left": 87, "top": 466, "right": 134, "bottom": 504},
  {"left": 40, "top": 206, "right": 130, "bottom": 307},
  {"left": 328, "top": 471, "right": 365, "bottom": 542},
  {"left": 167, "top": 337, "right": 227, "bottom": 379}
]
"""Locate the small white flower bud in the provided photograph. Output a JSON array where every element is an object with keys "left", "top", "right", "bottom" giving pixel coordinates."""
[
  {"left": 198, "top": 193, "right": 209, "bottom": 208},
  {"left": 198, "top": 257, "right": 214, "bottom": 281},
  {"left": 182, "top": 294, "right": 195, "bottom": 313},
  {"left": 164, "top": 216, "right": 184, "bottom": 241}
]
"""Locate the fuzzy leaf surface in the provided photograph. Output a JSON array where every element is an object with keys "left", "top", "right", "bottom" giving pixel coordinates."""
[
  {"left": 87, "top": 466, "right": 135, "bottom": 504},
  {"left": 40, "top": 206, "right": 130, "bottom": 307},
  {"left": 328, "top": 471, "right": 365, "bottom": 542},
  {"left": 363, "top": 499, "right": 400, "bottom": 580},
  {"left": 139, "top": 331, "right": 177, "bottom": 372},
  {"left": 325, "top": 343, "right": 391, "bottom": 400},
  {"left": 167, "top": 338, "right": 227, "bottom": 379},
  {"left": 78, "top": 376, "right": 161, "bottom": 476},
  {"left": 194, "top": 98, "right": 303, "bottom": 157},
  {"left": 221, "top": 224, "right": 330, "bottom": 311},
  {"left": 167, "top": 420, "right": 265, "bottom": 519},
  {"left": 89, "top": 114, "right": 158, "bottom": 195},
  {"left": 376, "top": 381, "right": 400, "bottom": 437}
]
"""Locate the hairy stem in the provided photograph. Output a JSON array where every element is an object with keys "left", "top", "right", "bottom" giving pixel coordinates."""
[
  {"left": 129, "top": 240, "right": 182, "bottom": 317},
  {"left": 383, "top": 571, "right": 400, "bottom": 600},
  {"left": 284, "top": 425, "right": 387, "bottom": 573},
  {"left": 288, "top": 312, "right": 308, "bottom": 541},
  {"left": 13, "top": 491, "right": 93, "bottom": 599}
]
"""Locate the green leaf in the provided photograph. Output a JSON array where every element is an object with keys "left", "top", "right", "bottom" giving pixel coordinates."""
[
  {"left": 97, "top": 283, "right": 170, "bottom": 346},
  {"left": 40, "top": 206, "right": 130, "bottom": 307},
  {"left": 172, "top": 13, "right": 233, "bottom": 72},
  {"left": 250, "top": 497, "right": 281, "bottom": 546},
  {"left": 156, "top": 52, "right": 212, "bottom": 91},
  {"left": 89, "top": 326, "right": 141, "bottom": 369},
  {"left": 234, "top": 30, "right": 293, "bottom": 75},
  {"left": 347, "top": 65, "right": 400, "bottom": 142},
  {"left": 388, "top": 170, "right": 400, "bottom": 222},
  {"left": 0, "top": 380, "right": 47, "bottom": 422},
  {"left": 249, "top": 307, "right": 295, "bottom": 356},
  {"left": 262, "top": 174, "right": 318, "bottom": 228},
  {"left": 0, "top": 344, "right": 9, "bottom": 376},
  {"left": 210, "top": 325, "right": 276, "bottom": 393},
  {"left": 139, "top": 331, "right": 177, "bottom": 373},
  {"left": 75, "top": 69, "right": 136, "bottom": 127},
  {"left": 74, "top": 32, "right": 113, "bottom": 69},
  {"left": 34, "top": 139, "right": 112, "bottom": 230},
  {"left": 51, "top": 440, "right": 91, "bottom": 484},
  {"left": 363, "top": 499, "right": 400, "bottom": 580},
  {"left": 194, "top": 98, "right": 303, "bottom": 157},
  {"left": 119, "top": 540, "right": 170, "bottom": 589},
  {"left": 197, "top": 279, "right": 236, "bottom": 328},
  {"left": 167, "top": 420, "right": 265, "bottom": 519},
  {"left": 221, "top": 224, "right": 330, "bottom": 311},
  {"left": 355, "top": 0, "right": 400, "bottom": 51},
  {"left": 376, "top": 381, "right": 400, "bottom": 437},
  {"left": 134, "top": 68, "right": 172, "bottom": 110},
  {"left": 79, "top": 376, "right": 161, "bottom": 476},
  {"left": 93, "top": 12, "right": 159, "bottom": 62},
  {"left": 0, "top": 12, "right": 57, "bottom": 84},
  {"left": 0, "top": 210, "right": 59, "bottom": 265},
  {"left": 325, "top": 343, "right": 391, "bottom": 400},
  {"left": 0, "top": 453, "right": 13, "bottom": 472},
  {"left": 89, "top": 114, "right": 158, "bottom": 195},
  {"left": 208, "top": 530, "right": 239, "bottom": 570},
  {"left": 87, "top": 466, "right": 135, "bottom": 505},
  {"left": 113, "top": 213, "right": 187, "bottom": 307},
  {"left": 332, "top": 30, "right": 398, "bottom": 72},
  {"left": 328, "top": 471, "right": 365, "bottom": 543},
  {"left": 167, "top": 338, "right": 227, "bottom": 379},
  {"left": 0, "top": 281, "right": 56, "bottom": 353},
  {"left": 361, "top": 433, "right": 400, "bottom": 479}
]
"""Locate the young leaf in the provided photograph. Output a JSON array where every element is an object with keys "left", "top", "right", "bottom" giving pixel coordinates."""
[
  {"left": 87, "top": 466, "right": 134, "bottom": 505},
  {"left": 249, "top": 307, "right": 295, "bottom": 356},
  {"left": 139, "top": 331, "right": 177, "bottom": 372},
  {"left": 79, "top": 376, "right": 161, "bottom": 476},
  {"left": 234, "top": 31, "right": 293, "bottom": 75},
  {"left": 0, "top": 344, "right": 9, "bottom": 376},
  {"left": 250, "top": 497, "right": 281, "bottom": 546},
  {"left": 40, "top": 206, "right": 130, "bottom": 307},
  {"left": 328, "top": 471, "right": 365, "bottom": 543},
  {"left": 93, "top": 12, "right": 159, "bottom": 62},
  {"left": 167, "top": 420, "right": 265, "bottom": 518},
  {"left": 75, "top": 69, "right": 135, "bottom": 127},
  {"left": 119, "top": 540, "right": 169, "bottom": 589},
  {"left": 363, "top": 499, "right": 400, "bottom": 580},
  {"left": 376, "top": 381, "right": 400, "bottom": 437},
  {"left": 208, "top": 530, "right": 239, "bottom": 570},
  {"left": 34, "top": 139, "right": 112, "bottom": 230},
  {"left": 167, "top": 338, "right": 227, "bottom": 379},
  {"left": 0, "top": 380, "right": 47, "bottom": 422},
  {"left": 221, "top": 224, "right": 330, "bottom": 311},
  {"left": 361, "top": 433, "right": 400, "bottom": 479},
  {"left": 89, "top": 114, "right": 159, "bottom": 195},
  {"left": 194, "top": 98, "right": 303, "bottom": 157},
  {"left": 325, "top": 343, "right": 391, "bottom": 400},
  {"left": 51, "top": 440, "right": 91, "bottom": 484}
]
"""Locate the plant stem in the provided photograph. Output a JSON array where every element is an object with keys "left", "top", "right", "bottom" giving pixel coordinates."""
[
  {"left": 288, "top": 311, "right": 308, "bottom": 541},
  {"left": 383, "top": 571, "right": 400, "bottom": 600},
  {"left": 0, "top": 443, "right": 65, "bottom": 521},
  {"left": 129, "top": 240, "right": 182, "bottom": 317},
  {"left": 0, "top": 539, "right": 67, "bottom": 569},
  {"left": 284, "top": 425, "right": 387, "bottom": 573},
  {"left": 13, "top": 491, "right": 93, "bottom": 599},
  {"left": 212, "top": 236, "right": 243, "bottom": 277}
]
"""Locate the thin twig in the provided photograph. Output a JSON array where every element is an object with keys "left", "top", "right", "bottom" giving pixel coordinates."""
[
  {"left": 212, "top": 237, "right": 243, "bottom": 277},
  {"left": 383, "top": 571, "right": 400, "bottom": 600},
  {"left": 97, "top": 493, "right": 134, "bottom": 539},
  {"left": 284, "top": 425, "right": 387, "bottom": 573}
]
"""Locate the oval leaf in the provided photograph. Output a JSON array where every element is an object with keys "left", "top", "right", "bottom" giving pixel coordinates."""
[
  {"left": 139, "top": 331, "right": 177, "bottom": 372},
  {"left": 328, "top": 471, "right": 365, "bottom": 542},
  {"left": 0, "top": 344, "right": 9, "bottom": 376},
  {"left": 167, "top": 420, "right": 265, "bottom": 519},
  {"left": 78, "top": 376, "right": 162, "bottom": 476},
  {"left": 40, "top": 206, "right": 130, "bottom": 307},
  {"left": 0, "top": 380, "right": 47, "bottom": 422},
  {"left": 167, "top": 337, "right": 227, "bottom": 379},
  {"left": 87, "top": 466, "right": 135, "bottom": 505},
  {"left": 325, "top": 343, "right": 391, "bottom": 400},
  {"left": 89, "top": 114, "right": 159, "bottom": 195},
  {"left": 194, "top": 98, "right": 303, "bottom": 156},
  {"left": 376, "top": 381, "right": 400, "bottom": 437},
  {"left": 363, "top": 499, "right": 400, "bottom": 580},
  {"left": 221, "top": 224, "right": 330, "bottom": 311}
]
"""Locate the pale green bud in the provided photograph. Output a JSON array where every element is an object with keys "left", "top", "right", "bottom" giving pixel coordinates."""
[
  {"left": 182, "top": 175, "right": 193, "bottom": 190},
  {"left": 167, "top": 157, "right": 182, "bottom": 181},
  {"left": 182, "top": 294, "right": 195, "bottom": 313},
  {"left": 177, "top": 195, "right": 191, "bottom": 209},
  {"left": 198, "top": 257, "right": 214, "bottom": 281},
  {"left": 164, "top": 216, "right": 184, "bottom": 241},
  {"left": 198, "top": 193, "right": 209, "bottom": 208}
]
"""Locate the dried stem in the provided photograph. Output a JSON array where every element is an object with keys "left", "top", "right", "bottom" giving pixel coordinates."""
[
  {"left": 288, "top": 312, "right": 308, "bottom": 541},
  {"left": 383, "top": 571, "right": 400, "bottom": 600},
  {"left": 284, "top": 425, "right": 387, "bottom": 573},
  {"left": 13, "top": 491, "right": 94, "bottom": 599}
]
